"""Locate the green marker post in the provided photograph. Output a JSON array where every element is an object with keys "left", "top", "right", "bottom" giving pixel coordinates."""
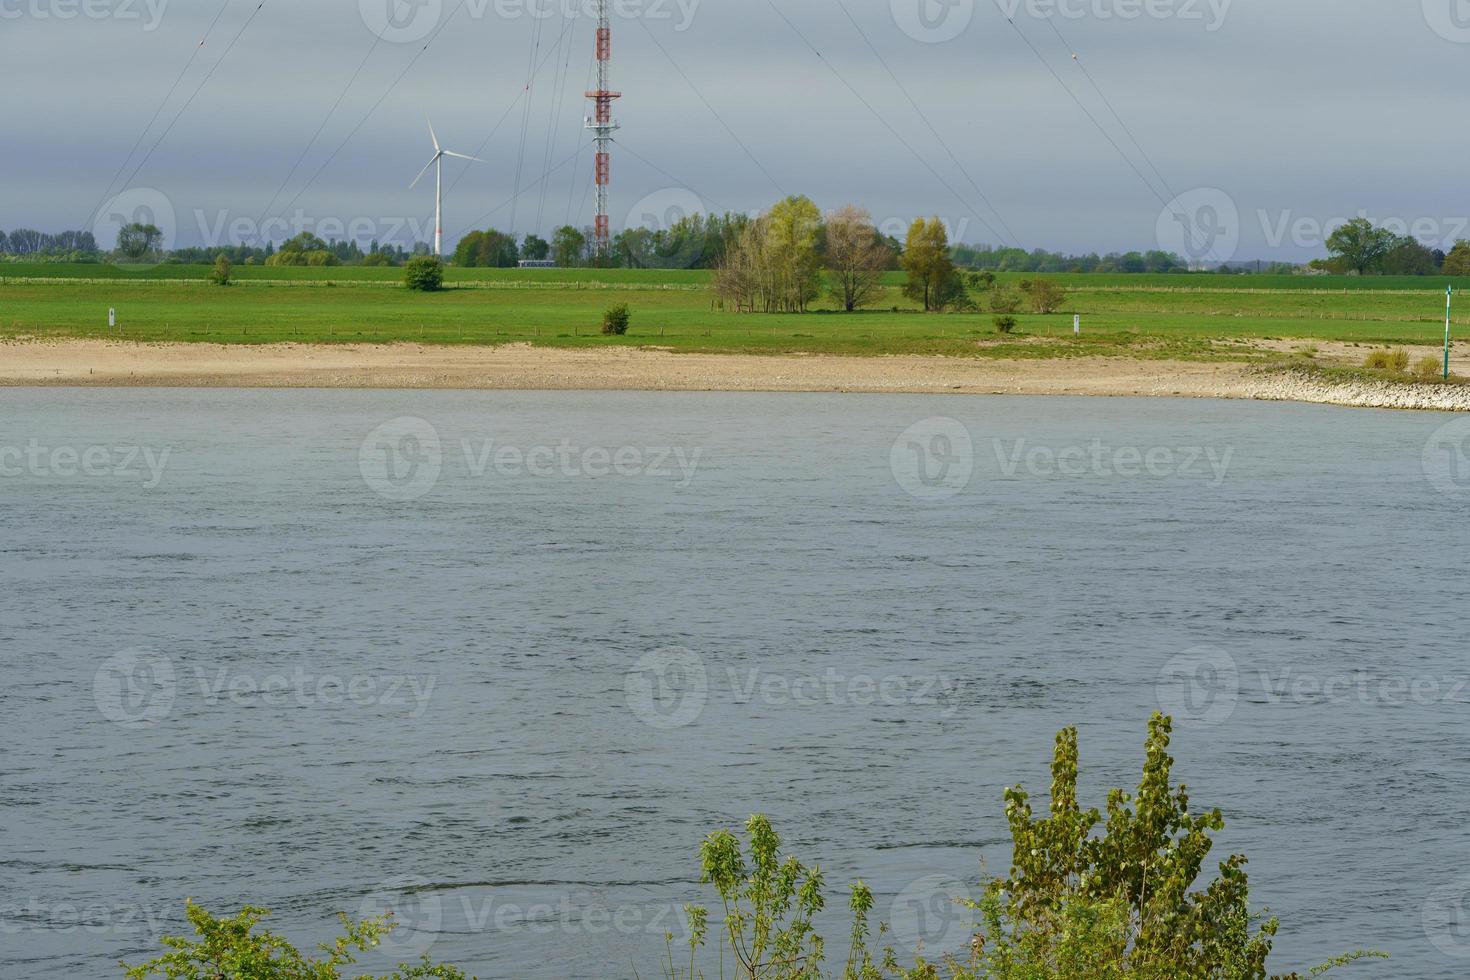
[{"left": 1446, "top": 286, "right": 1454, "bottom": 382}]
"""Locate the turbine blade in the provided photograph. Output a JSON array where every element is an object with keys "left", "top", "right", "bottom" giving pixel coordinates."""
[
  {"left": 409, "top": 155, "right": 438, "bottom": 189},
  {"left": 427, "top": 118, "right": 439, "bottom": 152},
  {"left": 443, "top": 151, "right": 484, "bottom": 163}
]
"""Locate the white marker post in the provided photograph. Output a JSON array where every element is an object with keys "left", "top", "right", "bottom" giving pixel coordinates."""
[
  {"left": 1074, "top": 314, "right": 1081, "bottom": 336},
  {"left": 108, "top": 308, "right": 116, "bottom": 333},
  {"left": 1445, "top": 286, "right": 1453, "bottom": 381}
]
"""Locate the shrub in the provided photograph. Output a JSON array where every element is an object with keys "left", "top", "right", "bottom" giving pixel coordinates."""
[
  {"left": 1019, "top": 277, "right": 1067, "bottom": 314},
  {"left": 404, "top": 256, "right": 444, "bottom": 292},
  {"left": 210, "top": 254, "right": 231, "bottom": 286},
  {"left": 664, "top": 714, "right": 1383, "bottom": 980},
  {"left": 1415, "top": 355, "right": 1444, "bottom": 379},
  {"left": 994, "top": 315, "right": 1018, "bottom": 334},
  {"left": 123, "top": 901, "right": 468, "bottom": 979},
  {"left": 988, "top": 287, "right": 1021, "bottom": 315},
  {"left": 965, "top": 270, "right": 996, "bottom": 292},
  {"left": 602, "top": 303, "right": 631, "bottom": 335},
  {"left": 1364, "top": 349, "right": 1409, "bottom": 372}
]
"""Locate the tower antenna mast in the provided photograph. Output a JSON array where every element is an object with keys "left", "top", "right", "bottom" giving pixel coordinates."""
[{"left": 584, "top": 0, "right": 620, "bottom": 262}]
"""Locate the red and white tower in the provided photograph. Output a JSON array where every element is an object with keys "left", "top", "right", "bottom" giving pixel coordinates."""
[{"left": 584, "top": 0, "right": 620, "bottom": 262}]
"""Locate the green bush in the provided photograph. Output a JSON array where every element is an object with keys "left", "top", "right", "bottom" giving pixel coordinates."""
[
  {"left": 404, "top": 256, "right": 444, "bottom": 292},
  {"left": 209, "top": 254, "right": 231, "bottom": 287},
  {"left": 664, "top": 714, "right": 1383, "bottom": 980},
  {"left": 123, "top": 901, "right": 468, "bottom": 979},
  {"left": 1018, "top": 277, "right": 1067, "bottom": 314},
  {"left": 994, "top": 315, "right": 1018, "bottom": 334},
  {"left": 1364, "top": 349, "right": 1409, "bottom": 372},
  {"left": 1414, "top": 355, "right": 1443, "bottom": 379},
  {"left": 602, "top": 303, "right": 631, "bottom": 335},
  {"left": 988, "top": 287, "right": 1021, "bottom": 315}
]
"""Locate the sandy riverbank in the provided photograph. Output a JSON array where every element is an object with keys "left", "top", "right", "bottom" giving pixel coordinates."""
[{"left": 3, "top": 339, "right": 1469, "bottom": 411}]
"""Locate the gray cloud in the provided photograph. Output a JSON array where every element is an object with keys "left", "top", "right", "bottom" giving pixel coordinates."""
[{"left": 3, "top": 0, "right": 1464, "bottom": 259}]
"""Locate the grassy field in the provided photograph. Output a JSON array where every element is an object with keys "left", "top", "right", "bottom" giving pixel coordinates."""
[{"left": 1, "top": 262, "right": 1465, "bottom": 358}]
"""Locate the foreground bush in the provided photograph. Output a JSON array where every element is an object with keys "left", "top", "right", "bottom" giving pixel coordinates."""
[
  {"left": 405, "top": 256, "right": 444, "bottom": 292},
  {"left": 123, "top": 902, "right": 469, "bottom": 979},
  {"left": 1363, "top": 349, "right": 1409, "bottom": 372},
  {"left": 665, "top": 714, "right": 1382, "bottom": 979},
  {"left": 603, "top": 303, "right": 632, "bottom": 335}
]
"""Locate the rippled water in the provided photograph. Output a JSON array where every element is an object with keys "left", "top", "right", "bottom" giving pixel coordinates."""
[{"left": 4, "top": 389, "right": 1469, "bottom": 979}]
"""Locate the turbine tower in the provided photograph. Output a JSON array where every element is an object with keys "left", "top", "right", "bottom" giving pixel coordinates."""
[
  {"left": 411, "top": 120, "right": 483, "bottom": 257},
  {"left": 584, "top": 0, "right": 620, "bottom": 262}
]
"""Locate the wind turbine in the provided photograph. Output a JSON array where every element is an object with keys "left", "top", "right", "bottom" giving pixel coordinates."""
[{"left": 411, "top": 120, "right": 482, "bottom": 257}]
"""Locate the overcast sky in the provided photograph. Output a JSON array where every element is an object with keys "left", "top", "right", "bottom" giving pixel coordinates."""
[{"left": 4, "top": 0, "right": 1467, "bottom": 260}]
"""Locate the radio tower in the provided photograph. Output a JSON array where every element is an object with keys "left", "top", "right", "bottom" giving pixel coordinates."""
[{"left": 584, "top": 0, "right": 620, "bottom": 262}]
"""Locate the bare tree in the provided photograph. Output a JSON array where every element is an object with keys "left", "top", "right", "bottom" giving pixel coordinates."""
[{"left": 825, "top": 206, "right": 891, "bottom": 312}]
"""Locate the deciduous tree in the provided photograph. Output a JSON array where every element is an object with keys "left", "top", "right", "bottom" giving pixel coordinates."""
[{"left": 824, "top": 205, "right": 891, "bottom": 312}]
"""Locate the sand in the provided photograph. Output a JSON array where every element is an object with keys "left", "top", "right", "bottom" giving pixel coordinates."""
[{"left": 3, "top": 339, "right": 1468, "bottom": 412}]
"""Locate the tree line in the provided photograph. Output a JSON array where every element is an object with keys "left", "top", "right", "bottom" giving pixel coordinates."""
[{"left": 1313, "top": 217, "right": 1470, "bottom": 276}]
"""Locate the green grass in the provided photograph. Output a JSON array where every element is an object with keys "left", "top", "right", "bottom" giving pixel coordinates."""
[{"left": 1, "top": 263, "right": 1464, "bottom": 357}]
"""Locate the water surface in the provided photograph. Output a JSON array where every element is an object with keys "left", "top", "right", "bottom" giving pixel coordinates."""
[{"left": 3, "top": 390, "right": 1466, "bottom": 979}]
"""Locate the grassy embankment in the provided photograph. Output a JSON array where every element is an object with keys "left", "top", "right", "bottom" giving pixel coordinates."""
[{"left": 1, "top": 264, "right": 1466, "bottom": 365}]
